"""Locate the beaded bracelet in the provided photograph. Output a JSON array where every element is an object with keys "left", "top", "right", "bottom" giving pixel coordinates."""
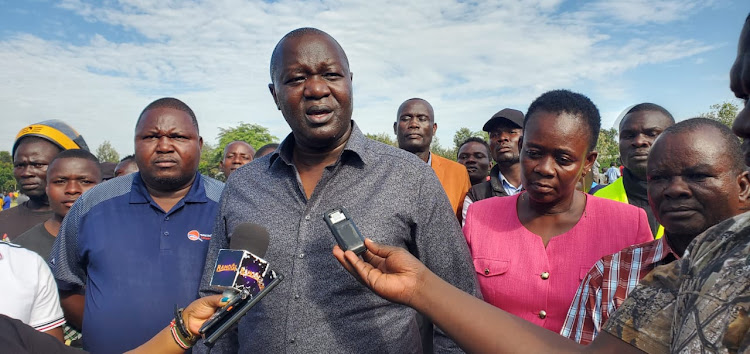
[
  {"left": 170, "top": 319, "right": 193, "bottom": 350},
  {"left": 174, "top": 305, "right": 197, "bottom": 342}
]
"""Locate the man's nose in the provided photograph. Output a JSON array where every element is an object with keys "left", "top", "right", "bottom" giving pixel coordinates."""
[
  {"left": 66, "top": 181, "right": 83, "bottom": 195},
  {"left": 304, "top": 75, "right": 331, "bottom": 100},
  {"left": 156, "top": 136, "right": 174, "bottom": 152}
]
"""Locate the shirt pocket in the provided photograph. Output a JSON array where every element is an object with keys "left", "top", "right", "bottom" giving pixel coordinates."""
[{"left": 473, "top": 258, "right": 510, "bottom": 277}]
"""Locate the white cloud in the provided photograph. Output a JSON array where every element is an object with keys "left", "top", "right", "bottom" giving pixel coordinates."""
[
  {"left": 0, "top": 0, "right": 718, "bottom": 155},
  {"left": 583, "top": 0, "right": 713, "bottom": 25}
]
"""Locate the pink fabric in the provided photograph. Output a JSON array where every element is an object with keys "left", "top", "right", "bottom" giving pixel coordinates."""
[{"left": 463, "top": 193, "right": 653, "bottom": 333}]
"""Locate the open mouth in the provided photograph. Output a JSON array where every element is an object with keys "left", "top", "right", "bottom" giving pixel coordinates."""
[{"left": 306, "top": 106, "right": 333, "bottom": 124}]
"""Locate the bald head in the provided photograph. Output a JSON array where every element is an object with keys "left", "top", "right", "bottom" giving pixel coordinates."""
[{"left": 269, "top": 28, "right": 350, "bottom": 85}]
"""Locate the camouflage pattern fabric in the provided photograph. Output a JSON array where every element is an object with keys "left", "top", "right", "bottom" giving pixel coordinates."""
[{"left": 604, "top": 212, "right": 750, "bottom": 353}]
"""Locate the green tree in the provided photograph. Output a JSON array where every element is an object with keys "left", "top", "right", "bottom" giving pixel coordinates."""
[
  {"left": 198, "top": 142, "right": 221, "bottom": 179},
  {"left": 595, "top": 128, "right": 619, "bottom": 170},
  {"left": 217, "top": 123, "right": 278, "bottom": 153},
  {"left": 0, "top": 151, "right": 14, "bottom": 193},
  {"left": 699, "top": 101, "right": 740, "bottom": 127},
  {"left": 452, "top": 127, "right": 489, "bottom": 150},
  {"left": 95, "top": 141, "right": 120, "bottom": 163},
  {"left": 199, "top": 123, "right": 279, "bottom": 181},
  {"left": 431, "top": 137, "right": 457, "bottom": 161},
  {"left": 0, "top": 151, "right": 10, "bottom": 164},
  {"left": 365, "top": 132, "right": 397, "bottom": 146}
]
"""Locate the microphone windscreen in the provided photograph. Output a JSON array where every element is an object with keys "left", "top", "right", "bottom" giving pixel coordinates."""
[{"left": 229, "top": 223, "right": 270, "bottom": 258}]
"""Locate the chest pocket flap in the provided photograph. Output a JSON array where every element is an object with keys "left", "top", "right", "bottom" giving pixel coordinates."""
[{"left": 473, "top": 258, "right": 510, "bottom": 277}]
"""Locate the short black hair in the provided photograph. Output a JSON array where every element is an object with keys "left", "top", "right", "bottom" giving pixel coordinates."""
[
  {"left": 50, "top": 148, "right": 99, "bottom": 164},
  {"left": 48, "top": 149, "right": 102, "bottom": 177},
  {"left": 457, "top": 137, "right": 490, "bottom": 159},
  {"left": 136, "top": 97, "right": 199, "bottom": 133},
  {"left": 525, "top": 89, "right": 601, "bottom": 151},
  {"left": 269, "top": 27, "right": 349, "bottom": 83},
  {"left": 119, "top": 154, "right": 135, "bottom": 163},
  {"left": 255, "top": 143, "right": 280, "bottom": 157},
  {"left": 223, "top": 141, "right": 255, "bottom": 157},
  {"left": 621, "top": 103, "right": 675, "bottom": 130},
  {"left": 659, "top": 118, "right": 744, "bottom": 173},
  {"left": 397, "top": 98, "right": 435, "bottom": 124}
]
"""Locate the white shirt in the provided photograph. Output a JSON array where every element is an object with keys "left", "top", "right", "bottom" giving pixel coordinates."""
[
  {"left": 461, "top": 169, "right": 522, "bottom": 225},
  {"left": 0, "top": 242, "right": 65, "bottom": 331}
]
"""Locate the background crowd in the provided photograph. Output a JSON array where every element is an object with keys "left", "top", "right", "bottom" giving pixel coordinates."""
[{"left": 1, "top": 13, "right": 749, "bottom": 354}]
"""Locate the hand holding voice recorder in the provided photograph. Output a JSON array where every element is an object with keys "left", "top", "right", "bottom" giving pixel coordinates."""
[{"left": 324, "top": 207, "right": 367, "bottom": 255}]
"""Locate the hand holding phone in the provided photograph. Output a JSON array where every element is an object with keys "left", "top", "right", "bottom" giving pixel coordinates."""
[{"left": 324, "top": 207, "right": 366, "bottom": 255}]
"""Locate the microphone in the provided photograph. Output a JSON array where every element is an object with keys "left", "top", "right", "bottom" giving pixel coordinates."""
[{"left": 198, "top": 223, "right": 284, "bottom": 346}]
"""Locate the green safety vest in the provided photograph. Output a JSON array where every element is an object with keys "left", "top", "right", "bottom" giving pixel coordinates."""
[{"left": 593, "top": 177, "right": 664, "bottom": 239}]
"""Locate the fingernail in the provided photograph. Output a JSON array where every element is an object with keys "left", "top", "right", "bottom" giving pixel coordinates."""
[{"left": 221, "top": 296, "right": 229, "bottom": 302}]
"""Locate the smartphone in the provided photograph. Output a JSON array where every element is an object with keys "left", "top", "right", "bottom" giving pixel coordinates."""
[{"left": 324, "top": 207, "right": 366, "bottom": 255}]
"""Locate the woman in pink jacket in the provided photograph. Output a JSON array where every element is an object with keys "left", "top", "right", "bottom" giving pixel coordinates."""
[{"left": 463, "top": 90, "right": 653, "bottom": 333}]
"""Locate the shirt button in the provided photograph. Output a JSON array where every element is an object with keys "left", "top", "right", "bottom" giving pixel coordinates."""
[
  {"left": 304, "top": 215, "right": 310, "bottom": 220},
  {"left": 290, "top": 338, "right": 295, "bottom": 343},
  {"left": 165, "top": 216, "right": 169, "bottom": 221},
  {"left": 484, "top": 268, "right": 490, "bottom": 275},
  {"left": 541, "top": 272, "right": 550, "bottom": 280},
  {"left": 538, "top": 310, "right": 547, "bottom": 319},
  {"left": 164, "top": 231, "right": 169, "bottom": 236},
  {"left": 298, "top": 253, "right": 305, "bottom": 259},
  {"left": 294, "top": 294, "right": 300, "bottom": 299}
]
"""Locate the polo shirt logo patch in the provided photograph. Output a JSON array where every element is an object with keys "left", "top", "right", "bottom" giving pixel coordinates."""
[
  {"left": 187, "top": 230, "right": 212, "bottom": 241},
  {"left": 187, "top": 230, "right": 200, "bottom": 241}
]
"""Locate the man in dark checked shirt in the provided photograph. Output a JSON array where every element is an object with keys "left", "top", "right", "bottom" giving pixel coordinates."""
[{"left": 196, "top": 28, "right": 479, "bottom": 353}]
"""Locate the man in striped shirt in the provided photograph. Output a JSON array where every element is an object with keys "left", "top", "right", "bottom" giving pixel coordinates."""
[{"left": 561, "top": 118, "right": 750, "bottom": 344}]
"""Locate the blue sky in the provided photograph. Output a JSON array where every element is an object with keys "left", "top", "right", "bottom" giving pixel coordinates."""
[{"left": 0, "top": 0, "right": 747, "bottom": 156}]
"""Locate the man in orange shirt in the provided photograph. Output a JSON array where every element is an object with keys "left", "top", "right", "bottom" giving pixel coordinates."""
[{"left": 394, "top": 98, "right": 470, "bottom": 220}]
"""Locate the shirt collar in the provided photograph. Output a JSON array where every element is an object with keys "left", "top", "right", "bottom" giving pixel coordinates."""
[
  {"left": 657, "top": 235, "right": 681, "bottom": 260},
  {"left": 269, "top": 120, "right": 370, "bottom": 168},
  {"left": 129, "top": 172, "right": 208, "bottom": 204},
  {"left": 497, "top": 169, "right": 521, "bottom": 190}
]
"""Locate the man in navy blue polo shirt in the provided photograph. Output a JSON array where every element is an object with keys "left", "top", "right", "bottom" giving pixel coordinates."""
[{"left": 51, "top": 97, "right": 224, "bottom": 354}]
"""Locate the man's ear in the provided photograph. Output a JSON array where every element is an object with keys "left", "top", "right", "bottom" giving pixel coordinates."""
[
  {"left": 432, "top": 123, "right": 437, "bottom": 136},
  {"left": 737, "top": 170, "right": 750, "bottom": 210},
  {"left": 393, "top": 122, "right": 398, "bottom": 135},
  {"left": 198, "top": 136, "right": 203, "bottom": 150},
  {"left": 268, "top": 83, "right": 281, "bottom": 110}
]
